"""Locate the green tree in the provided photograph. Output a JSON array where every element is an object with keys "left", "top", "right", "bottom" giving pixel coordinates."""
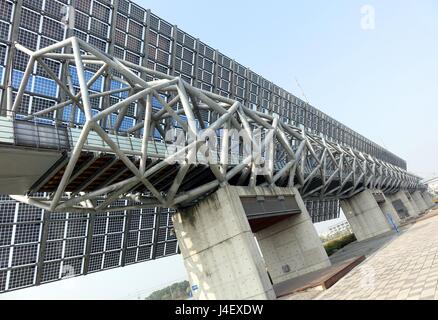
[
  {"left": 146, "top": 280, "right": 191, "bottom": 300},
  {"left": 324, "top": 233, "right": 357, "bottom": 256}
]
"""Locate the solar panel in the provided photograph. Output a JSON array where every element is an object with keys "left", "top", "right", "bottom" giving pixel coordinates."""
[
  {"left": 306, "top": 199, "right": 340, "bottom": 223},
  {"left": 0, "top": 195, "right": 178, "bottom": 293}
]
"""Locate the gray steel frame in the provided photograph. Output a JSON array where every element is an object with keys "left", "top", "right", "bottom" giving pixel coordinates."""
[{"left": 7, "top": 37, "right": 425, "bottom": 213}]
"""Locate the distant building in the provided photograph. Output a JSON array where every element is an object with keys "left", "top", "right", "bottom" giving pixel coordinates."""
[
  {"left": 321, "top": 220, "right": 352, "bottom": 240},
  {"left": 429, "top": 182, "right": 438, "bottom": 194}
]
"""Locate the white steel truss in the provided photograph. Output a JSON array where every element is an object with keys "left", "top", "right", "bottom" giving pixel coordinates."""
[{"left": 7, "top": 37, "right": 425, "bottom": 213}]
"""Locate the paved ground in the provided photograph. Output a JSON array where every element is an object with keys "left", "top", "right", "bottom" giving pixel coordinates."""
[
  {"left": 329, "top": 229, "right": 403, "bottom": 265},
  {"left": 279, "top": 231, "right": 403, "bottom": 300},
  {"left": 316, "top": 207, "right": 438, "bottom": 300},
  {"left": 275, "top": 256, "right": 365, "bottom": 299}
]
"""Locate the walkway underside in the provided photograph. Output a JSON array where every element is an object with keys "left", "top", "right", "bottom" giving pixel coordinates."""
[{"left": 0, "top": 37, "right": 425, "bottom": 213}]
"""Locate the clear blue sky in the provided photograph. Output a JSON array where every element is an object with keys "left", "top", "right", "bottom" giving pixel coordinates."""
[
  {"left": 142, "top": 0, "right": 438, "bottom": 178},
  {"left": 2, "top": 0, "right": 437, "bottom": 299}
]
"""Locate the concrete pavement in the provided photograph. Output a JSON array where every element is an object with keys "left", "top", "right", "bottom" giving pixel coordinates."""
[{"left": 316, "top": 207, "right": 438, "bottom": 300}]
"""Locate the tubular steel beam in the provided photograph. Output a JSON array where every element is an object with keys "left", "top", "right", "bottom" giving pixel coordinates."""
[{"left": 7, "top": 37, "right": 425, "bottom": 213}]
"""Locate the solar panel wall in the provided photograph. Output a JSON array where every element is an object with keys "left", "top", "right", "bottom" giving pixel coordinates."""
[{"left": 0, "top": 194, "right": 177, "bottom": 292}]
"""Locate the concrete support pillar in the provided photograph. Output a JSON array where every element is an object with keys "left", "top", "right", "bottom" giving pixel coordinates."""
[
  {"left": 407, "top": 192, "right": 422, "bottom": 216},
  {"left": 421, "top": 192, "right": 435, "bottom": 209},
  {"left": 389, "top": 191, "right": 419, "bottom": 218},
  {"left": 428, "top": 193, "right": 435, "bottom": 205},
  {"left": 379, "top": 194, "right": 401, "bottom": 227},
  {"left": 254, "top": 189, "right": 331, "bottom": 284},
  {"left": 412, "top": 191, "right": 428, "bottom": 213},
  {"left": 340, "top": 190, "right": 392, "bottom": 241},
  {"left": 172, "top": 186, "right": 276, "bottom": 300}
]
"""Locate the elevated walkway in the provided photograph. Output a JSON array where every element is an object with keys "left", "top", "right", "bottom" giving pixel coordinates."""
[{"left": 0, "top": 116, "right": 246, "bottom": 198}]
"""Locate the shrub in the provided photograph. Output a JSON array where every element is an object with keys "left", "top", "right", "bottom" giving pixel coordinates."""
[{"left": 324, "top": 233, "right": 357, "bottom": 256}]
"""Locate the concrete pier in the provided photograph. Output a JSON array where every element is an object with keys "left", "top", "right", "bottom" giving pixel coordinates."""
[
  {"left": 389, "top": 191, "right": 419, "bottom": 218},
  {"left": 412, "top": 191, "right": 428, "bottom": 213},
  {"left": 172, "top": 186, "right": 276, "bottom": 300},
  {"left": 172, "top": 186, "right": 330, "bottom": 300},
  {"left": 340, "top": 190, "right": 392, "bottom": 241},
  {"left": 406, "top": 192, "right": 422, "bottom": 216},
  {"left": 254, "top": 189, "right": 330, "bottom": 284},
  {"left": 421, "top": 192, "right": 435, "bottom": 209},
  {"left": 378, "top": 192, "right": 402, "bottom": 227}
]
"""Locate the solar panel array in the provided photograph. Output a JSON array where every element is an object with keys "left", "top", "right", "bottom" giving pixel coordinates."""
[
  {"left": 306, "top": 199, "right": 340, "bottom": 223},
  {"left": 0, "top": 0, "right": 399, "bottom": 292},
  {"left": 0, "top": 194, "right": 177, "bottom": 293}
]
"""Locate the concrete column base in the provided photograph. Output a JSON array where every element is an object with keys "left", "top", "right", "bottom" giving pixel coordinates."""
[
  {"left": 173, "top": 186, "right": 276, "bottom": 300},
  {"left": 406, "top": 192, "right": 422, "bottom": 216},
  {"left": 412, "top": 191, "right": 428, "bottom": 213},
  {"left": 389, "top": 191, "right": 419, "bottom": 218},
  {"left": 379, "top": 193, "right": 401, "bottom": 227},
  {"left": 340, "top": 190, "right": 392, "bottom": 241},
  {"left": 254, "top": 188, "right": 331, "bottom": 284},
  {"left": 421, "top": 192, "right": 435, "bottom": 209}
]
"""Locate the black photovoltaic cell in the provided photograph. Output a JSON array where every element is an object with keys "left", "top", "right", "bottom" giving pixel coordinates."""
[
  {"left": 8, "top": 266, "right": 36, "bottom": 290},
  {"left": 41, "top": 261, "right": 61, "bottom": 283},
  {"left": 0, "top": 195, "right": 178, "bottom": 293},
  {"left": 0, "top": 271, "right": 6, "bottom": 291},
  {"left": 306, "top": 199, "right": 340, "bottom": 223},
  {"left": 0, "top": 247, "right": 9, "bottom": 269}
]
